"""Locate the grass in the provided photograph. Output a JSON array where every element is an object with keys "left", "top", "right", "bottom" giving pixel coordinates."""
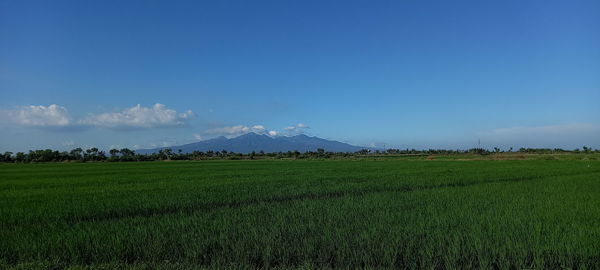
[{"left": 1, "top": 158, "right": 599, "bottom": 269}]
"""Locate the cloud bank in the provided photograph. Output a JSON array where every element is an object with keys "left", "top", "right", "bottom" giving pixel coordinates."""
[
  {"left": 2, "top": 104, "right": 73, "bottom": 128},
  {"left": 203, "top": 125, "right": 279, "bottom": 138},
  {"left": 478, "top": 123, "right": 600, "bottom": 149},
  {"left": 284, "top": 123, "right": 309, "bottom": 134},
  {"left": 82, "top": 104, "right": 194, "bottom": 129},
  {"left": 0, "top": 104, "right": 194, "bottom": 130},
  {"left": 198, "top": 123, "right": 309, "bottom": 139}
]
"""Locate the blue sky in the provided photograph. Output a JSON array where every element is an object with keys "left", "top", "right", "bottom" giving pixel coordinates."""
[{"left": 1, "top": 0, "right": 599, "bottom": 152}]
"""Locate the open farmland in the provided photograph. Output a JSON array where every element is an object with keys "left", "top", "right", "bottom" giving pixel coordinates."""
[{"left": 1, "top": 158, "right": 600, "bottom": 269}]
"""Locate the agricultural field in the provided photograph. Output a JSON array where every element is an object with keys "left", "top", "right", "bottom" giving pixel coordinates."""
[{"left": 1, "top": 157, "right": 599, "bottom": 269}]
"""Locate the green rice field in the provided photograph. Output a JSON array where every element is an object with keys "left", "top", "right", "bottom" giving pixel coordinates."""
[{"left": 1, "top": 158, "right": 599, "bottom": 269}]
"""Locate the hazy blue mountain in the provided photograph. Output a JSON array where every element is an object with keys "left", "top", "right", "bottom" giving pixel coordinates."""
[{"left": 137, "top": 133, "right": 368, "bottom": 154}]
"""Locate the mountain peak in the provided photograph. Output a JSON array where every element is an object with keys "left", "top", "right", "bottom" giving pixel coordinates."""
[{"left": 138, "top": 133, "right": 368, "bottom": 154}]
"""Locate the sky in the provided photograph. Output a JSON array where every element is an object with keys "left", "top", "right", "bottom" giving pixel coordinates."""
[{"left": 1, "top": 0, "right": 599, "bottom": 152}]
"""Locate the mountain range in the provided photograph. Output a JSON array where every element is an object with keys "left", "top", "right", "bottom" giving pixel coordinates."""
[{"left": 137, "top": 133, "right": 368, "bottom": 154}]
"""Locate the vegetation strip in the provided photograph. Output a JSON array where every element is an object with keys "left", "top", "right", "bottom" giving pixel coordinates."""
[{"left": 1, "top": 146, "right": 598, "bottom": 163}]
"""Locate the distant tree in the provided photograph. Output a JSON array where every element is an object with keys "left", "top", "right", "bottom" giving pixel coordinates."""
[
  {"left": 97, "top": 150, "right": 106, "bottom": 161},
  {"left": 2, "top": 152, "right": 13, "bottom": 162},
  {"left": 109, "top": 149, "right": 120, "bottom": 157},
  {"left": 158, "top": 148, "right": 172, "bottom": 160},
  {"left": 70, "top": 148, "right": 83, "bottom": 160},
  {"left": 15, "top": 152, "right": 25, "bottom": 162},
  {"left": 120, "top": 148, "right": 134, "bottom": 156},
  {"left": 357, "top": 149, "right": 370, "bottom": 155},
  {"left": 191, "top": 151, "right": 204, "bottom": 159},
  {"left": 84, "top": 147, "right": 101, "bottom": 161},
  {"left": 119, "top": 148, "right": 135, "bottom": 161}
]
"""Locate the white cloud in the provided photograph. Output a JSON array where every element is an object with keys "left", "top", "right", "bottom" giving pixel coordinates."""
[
  {"left": 2, "top": 104, "right": 72, "bottom": 127},
  {"left": 284, "top": 123, "right": 310, "bottom": 134},
  {"left": 201, "top": 123, "right": 308, "bottom": 138},
  {"left": 202, "top": 123, "right": 310, "bottom": 138},
  {"left": 252, "top": 125, "right": 266, "bottom": 133},
  {"left": 193, "top": 133, "right": 203, "bottom": 140},
  {"left": 1, "top": 103, "right": 195, "bottom": 131},
  {"left": 203, "top": 124, "right": 279, "bottom": 138},
  {"left": 81, "top": 103, "right": 194, "bottom": 129},
  {"left": 205, "top": 125, "right": 251, "bottom": 136}
]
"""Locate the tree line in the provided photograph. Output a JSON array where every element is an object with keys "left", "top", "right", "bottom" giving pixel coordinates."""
[{"left": 0, "top": 146, "right": 597, "bottom": 163}]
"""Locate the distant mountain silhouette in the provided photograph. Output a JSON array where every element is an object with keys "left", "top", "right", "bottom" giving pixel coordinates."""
[{"left": 137, "top": 133, "right": 368, "bottom": 154}]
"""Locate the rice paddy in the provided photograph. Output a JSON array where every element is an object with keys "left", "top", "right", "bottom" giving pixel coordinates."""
[{"left": 1, "top": 158, "right": 599, "bottom": 269}]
